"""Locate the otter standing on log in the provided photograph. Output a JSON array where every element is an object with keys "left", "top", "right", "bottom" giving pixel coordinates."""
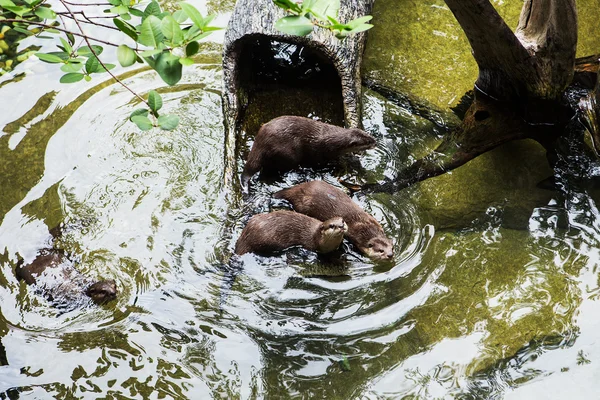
[
  {"left": 241, "top": 116, "right": 376, "bottom": 184},
  {"left": 235, "top": 210, "right": 347, "bottom": 255},
  {"left": 274, "top": 181, "right": 394, "bottom": 261}
]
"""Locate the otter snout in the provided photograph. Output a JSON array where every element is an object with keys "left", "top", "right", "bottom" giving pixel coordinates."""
[{"left": 85, "top": 279, "right": 118, "bottom": 304}]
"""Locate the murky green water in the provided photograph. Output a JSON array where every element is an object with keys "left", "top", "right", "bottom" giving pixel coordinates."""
[{"left": 1, "top": 0, "right": 600, "bottom": 398}]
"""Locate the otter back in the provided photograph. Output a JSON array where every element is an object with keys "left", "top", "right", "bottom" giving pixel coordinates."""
[
  {"left": 235, "top": 210, "right": 345, "bottom": 255},
  {"left": 242, "top": 116, "right": 375, "bottom": 183},
  {"left": 274, "top": 181, "right": 394, "bottom": 260}
]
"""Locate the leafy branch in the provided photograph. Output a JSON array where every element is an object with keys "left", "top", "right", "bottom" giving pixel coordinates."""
[
  {"left": 271, "top": 0, "right": 373, "bottom": 39},
  {"left": 0, "top": 0, "right": 221, "bottom": 131}
]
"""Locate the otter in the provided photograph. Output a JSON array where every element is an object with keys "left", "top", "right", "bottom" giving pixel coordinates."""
[
  {"left": 274, "top": 181, "right": 394, "bottom": 261},
  {"left": 16, "top": 248, "right": 117, "bottom": 308},
  {"left": 241, "top": 116, "right": 376, "bottom": 184},
  {"left": 235, "top": 210, "right": 347, "bottom": 255}
]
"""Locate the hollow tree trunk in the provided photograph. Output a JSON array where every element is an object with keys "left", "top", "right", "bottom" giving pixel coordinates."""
[
  {"left": 366, "top": 0, "right": 578, "bottom": 193},
  {"left": 221, "top": 0, "right": 374, "bottom": 191}
]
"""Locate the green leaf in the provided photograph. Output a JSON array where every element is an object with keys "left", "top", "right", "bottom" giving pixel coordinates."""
[
  {"left": 60, "top": 63, "right": 82, "bottom": 73},
  {"left": 131, "top": 115, "right": 154, "bottom": 130},
  {"left": 110, "top": 5, "right": 129, "bottom": 15},
  {"left": 345, "top": 15, "right": 373, "bottom": 29},
  {"left": 59, "top": 73, "right": 84, "bottom": 83},
  {"left": 179, "top": 2, "right": 205, "bottom": 29},
  {"left": 185, "top": 41, "right": 199, "bottom": 57},
  {"left": 152, "top": 52, "right": 182, "bottom": 86},
  {"left": 84, "top": 75, "right": 92, "bottom": 82},
  {"left": 172, "top": 9, "right": 187, "bottom": 23},
  {"left": 66, "top": 32, "right": 75, "bottom": 45},
  {"left": 160, "top": 15, "right": 183, "bottom": 44},
  {"left": 117, "top": 44, "right": 136, "bottom": 67},
  {"left": 130, "top": 108, "right": 148, "bottom": 120},
  {"left": 4, "top": 5, "right": 29, "bottom": 17},
  {"left": 78, "top": 45, "right": 103, "bottom": 57},
  {"left": 120, "top": 12, "right": 131, "bottom": 20},
  {"left": 129, "top": 8, "right": 144, "bottom": 17},
  {"left": 272, "top": 0, "right": 302, "bottom": 13},
  {"left": 60, "top": 37, "right": 73, "bottom": 55},
  {"left": 139, "top": 49, "right": 162, "bottom": 58},
  {"left": 113, "top": 18, "right": 138, "bottom": 41},
  {"left": 107, "top": 0, "right": 120, "bottom": 5},
  {"left": 274, "top": 15, "right": 313, "bottom": 36},
  {"left": 35, "top": 52, "right": 64, "bottom": 63},
  {"left": 157, "top": 114, "right": 179, "bottom": 130},
  {"left": 0, "top": 0, "right": 17, "bottom": 7},
  {"left": 12, "top": 27, "right": 33, "bottom": 35},
  {"left": 85, "top": 55, "right": 100, "bottom": 74},
  {"left": 138, "top": 15, "right": 164, "bottom": 47},
  {"left": 34, "top": 6, "right": 56, "bottom": 20},
  {"left": 179, "top": 57, "right": 194, "bottom": 66},
  {"left": 309, "top": 0, "right": 340, "bottom": 21},
  {"left": 188, "top": 31, "right": 211, "bottom": 42},
  {"left": 143, "top": 1, "right": 161, "bottom": 19},
  {"left": 147, "top": 90, "right": 162, "bottom": 112},
  {"left": 97, "top": 63, "right": 116, "bottom": 72}
]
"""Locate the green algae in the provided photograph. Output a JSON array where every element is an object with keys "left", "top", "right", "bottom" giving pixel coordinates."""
[
  {"left": 406, "top": 229, "right": 584, "bottom": 376},
  {"left": 363, "top": 0, "right": 600, "bottom": 110},
  {"left": 413, "top": 139, "right": 556, "bottom": 230}
]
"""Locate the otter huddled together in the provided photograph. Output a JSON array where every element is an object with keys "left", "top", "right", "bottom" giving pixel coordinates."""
[{"left": 235, "top": 116, "right": 394, "bottom": 261}]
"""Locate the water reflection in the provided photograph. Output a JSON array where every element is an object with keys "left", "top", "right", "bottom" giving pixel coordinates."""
[{"left": 1, "top": 0, "right": 600, "bottom": 398}]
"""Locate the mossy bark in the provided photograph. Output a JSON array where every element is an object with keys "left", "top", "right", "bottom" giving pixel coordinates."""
[{"left": 368, "top": 0, "right": 582, "bottom": 193}]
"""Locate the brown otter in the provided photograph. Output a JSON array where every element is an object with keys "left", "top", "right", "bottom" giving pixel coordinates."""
[
  {"left": 241, "top": 116, "right": 376, "bottom": 184},
  {"left": 235, "top": 210, "right": 347, "bottom": 255},
  {"left": 16, "top": 249, "right": 117, "bottom": 307},
  {"left": 274, "top": 181, "right": 394, "bottom": 261}
]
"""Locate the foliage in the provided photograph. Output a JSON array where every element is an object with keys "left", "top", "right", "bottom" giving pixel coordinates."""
[
  {"left": 272, "top": 0, "right": 373, "bottom": 39},
  {"left": 0, "top": 0, "right": 219, "bottom": 130}
]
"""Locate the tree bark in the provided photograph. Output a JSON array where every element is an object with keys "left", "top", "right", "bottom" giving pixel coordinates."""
[{"left": 367, "top": 0, "right": 579, "bottom": 193}]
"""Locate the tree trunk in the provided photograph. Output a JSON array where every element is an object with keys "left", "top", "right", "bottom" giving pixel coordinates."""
[{"left": 367, "top": 0, "right": 579, "bottom": 193}]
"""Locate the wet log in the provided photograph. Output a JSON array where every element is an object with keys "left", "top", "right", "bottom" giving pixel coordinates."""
[
  {"left": 222, "top": 0, "right": 375, "bottom": 190},
  {"left": 367, "top": 0, "right": 579, "bottom": 193},
  {"left": 222, "top": 0, "right": 374, "bottom": 131}
]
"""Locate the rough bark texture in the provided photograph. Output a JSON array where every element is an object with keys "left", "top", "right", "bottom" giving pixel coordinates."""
[
  {"left": 368, "top": 0, "right": 579, "bottom": 193},
  {"left": 221, "top": 0, "right": 374, "bottom": 190},
  {"left": 445, "top": 0, "right": 577, "bottom": 103}
]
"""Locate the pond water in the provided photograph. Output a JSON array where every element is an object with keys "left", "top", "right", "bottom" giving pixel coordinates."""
[{"left": 1, "top": 0, "right": 600, "bottom": 399}]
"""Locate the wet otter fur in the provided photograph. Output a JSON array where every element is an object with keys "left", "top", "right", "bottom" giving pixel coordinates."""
[
  {"left": 235, "top": 210, "right": 347, "bottom": 255},
  {"left": 241, "top": 116, "right": 376, "bottom": 184},
  {"left": 15, "top": 230, "right": 117, "bottom": 308},
  {"left": 274, "top": 181, "right": 394, "bottom": 261}
]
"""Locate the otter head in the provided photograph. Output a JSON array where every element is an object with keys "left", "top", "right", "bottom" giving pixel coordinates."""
[
  {"left": 85, "top": 279, "right": 118, "bottom": 304},
  {"left": 345, "top": 129, "right": 377, "bottom": 153},
  {"left": 316, "top": 217, "right": 347, "bottom": 253},
  {"left": 360, "top": 236, "right": 394, "bottom": 261}
]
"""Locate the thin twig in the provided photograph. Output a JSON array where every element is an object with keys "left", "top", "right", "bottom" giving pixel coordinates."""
[
  {"left": 56, "top": 11, "right": 120, "bottom": 30},
  {"left": 62, "top": 1, "right": 111, "bottom": 5},
  {"left": 57, "top": 0, "right": 149, "bottom": 107},
  {"left": 2, "top": 18, "right": 119, "bottom": 47}
]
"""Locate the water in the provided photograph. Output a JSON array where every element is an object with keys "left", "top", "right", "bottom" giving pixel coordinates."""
[{"left": 1, "top": 0, "right": 600, "bottom": 398}]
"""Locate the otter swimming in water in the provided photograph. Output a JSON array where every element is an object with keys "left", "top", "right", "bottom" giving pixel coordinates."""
[
  {"left": 274, "top": 181, "right": 394, "bottom": 261},
  {"left": 16, "top": 242, "right": 117, "bottom": 308},
  {"left": 241, "top": 116, "right": 376, "bottom": 185},
  {"left": 235, "top": 210, "right": 347, "bottom": 255}
]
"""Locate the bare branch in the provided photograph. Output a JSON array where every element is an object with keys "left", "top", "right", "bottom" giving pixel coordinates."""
[
  {"left": 55, "top": 11, "right": 120, "bottom": 30},
  {"left": 57, "top": 0, "right": 150, "bottom": 108},
  {"left": 2, "top": 18, "right": 120, "bottom": 47}
]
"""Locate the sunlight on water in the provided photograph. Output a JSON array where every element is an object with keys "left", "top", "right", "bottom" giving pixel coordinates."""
[{"left": 1, "top": 0, "right": 600, "bottom": 398}]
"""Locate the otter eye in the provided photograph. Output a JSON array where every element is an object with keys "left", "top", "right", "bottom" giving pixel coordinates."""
[
  {"left": 378, "top": 249, "right": 384, "bottom": 253},
  {"left": 368, "top": 243, "right": 374, "bottom": 248},
  {"left": 329, "top": 224, "right": 335, "bottom": 228}
]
